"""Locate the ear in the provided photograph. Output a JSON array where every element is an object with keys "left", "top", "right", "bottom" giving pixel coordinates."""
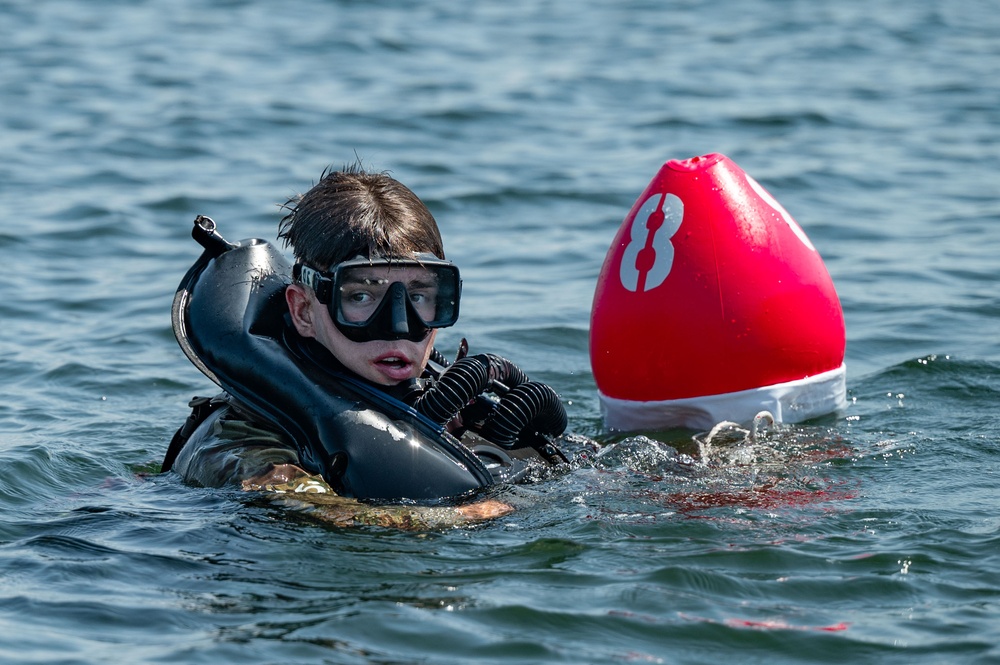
[{"left": 285, "top": 284, "right": 317, "bottom": 338}]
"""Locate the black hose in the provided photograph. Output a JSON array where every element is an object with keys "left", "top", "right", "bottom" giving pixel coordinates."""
[
  {"left": 485, "top": 354, "right": 530, "bottom": 393},
  {"left": 428, "top": 347, "right": 451, "bottom": 367},
  {"left": 415, "top": 355, "right": 492, "bottom": 424},
  {"left": 480, "top": 381, "right": 567, "bottom": 447},
  {"left": 414, "top": 353, "right": 566, "bottom": 450},
  {"left": 414, "top": 353, "right": 531, "bottom": 425}
]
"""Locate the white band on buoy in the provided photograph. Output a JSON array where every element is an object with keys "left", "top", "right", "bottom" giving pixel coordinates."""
[{"left": 598, "top": 363, "right": 847, "bottom": 432}]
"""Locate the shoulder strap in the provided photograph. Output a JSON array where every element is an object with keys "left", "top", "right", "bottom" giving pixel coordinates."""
[{"left": 161, "top": 395, "right": 228, "bottom": 472}]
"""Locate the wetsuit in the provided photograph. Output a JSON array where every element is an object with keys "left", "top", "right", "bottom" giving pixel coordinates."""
[{"left": 170, "top": 398, "right": 299, "bottom": 488}]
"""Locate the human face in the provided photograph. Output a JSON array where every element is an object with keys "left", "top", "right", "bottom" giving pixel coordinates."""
[
  {"left": 297, "top": 255, "right": 461, "bottom": 343},
  {"left": 287, "top": 283, "right": 437, "bottom": 385}
]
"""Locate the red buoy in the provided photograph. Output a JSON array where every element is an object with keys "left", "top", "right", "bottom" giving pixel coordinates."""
[{"left": 590, "top": 153, "right": 846, "bottom": 431}]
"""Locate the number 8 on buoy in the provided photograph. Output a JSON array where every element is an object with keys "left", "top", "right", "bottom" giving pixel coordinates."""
[{"left": 619, "top": 193, "right": 683, "bottom": 293}]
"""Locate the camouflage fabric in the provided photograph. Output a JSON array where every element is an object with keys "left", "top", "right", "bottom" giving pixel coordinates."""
[
  {"left": 171, "top": 404, "right": 300, "bottom": 488},
  {"left": 260, "top": 475, "right": 487, "bottom": 529}
]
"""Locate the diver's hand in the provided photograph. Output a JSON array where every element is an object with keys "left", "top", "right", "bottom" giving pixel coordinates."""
[
  {"left": 241, "top": 463, "right": 312, "bottom": 491},
  {"left": 455, "top": 499, "right": 514, "bottom": 521}
]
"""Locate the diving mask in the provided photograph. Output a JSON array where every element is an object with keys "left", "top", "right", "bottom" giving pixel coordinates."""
[{"left": 296, "top": 254, "right": 461, "bottom": 343}]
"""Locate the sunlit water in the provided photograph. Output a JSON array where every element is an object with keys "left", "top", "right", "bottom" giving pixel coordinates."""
[{"left": 1, "top": 1, "right": 999, "bottom": 663}]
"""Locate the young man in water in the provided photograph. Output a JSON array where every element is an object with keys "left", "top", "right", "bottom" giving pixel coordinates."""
[{"left": 169, "top": 166, "right": 516, "bottom": 527}]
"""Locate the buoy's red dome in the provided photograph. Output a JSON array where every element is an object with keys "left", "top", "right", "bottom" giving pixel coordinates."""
[{"left": 590, "top": 153, "right": 845, "bottom": 407}]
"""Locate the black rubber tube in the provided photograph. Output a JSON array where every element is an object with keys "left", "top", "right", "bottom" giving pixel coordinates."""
[
  {"left": 415, "top": 356, "right": 491, "bottom": 424},
  {"left": 415, "top": 353, "right": 531, "bottom": 425},
  {"left": 480, "top": 381, "right": 567, "bottom": 447},
  {"left": 414, "top": 353, "right": 566, "bottom": 449}
]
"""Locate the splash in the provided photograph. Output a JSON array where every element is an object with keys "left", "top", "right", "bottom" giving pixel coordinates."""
[{"left": 581, "top": 412, "right": 857, "bottom": 521}]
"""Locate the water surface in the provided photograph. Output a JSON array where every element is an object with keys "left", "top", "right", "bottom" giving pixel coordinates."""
[{"left": 1, "top": 1, "right": 999, "bottom": 663}]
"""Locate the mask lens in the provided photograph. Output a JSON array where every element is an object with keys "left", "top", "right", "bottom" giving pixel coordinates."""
[{"left": 332, "top": 258, "right": 460, "bottom": 331}]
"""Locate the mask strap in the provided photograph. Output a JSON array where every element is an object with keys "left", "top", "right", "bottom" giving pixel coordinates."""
[{"left": 296, "top": 263, "right": 333, "bottom": 303}]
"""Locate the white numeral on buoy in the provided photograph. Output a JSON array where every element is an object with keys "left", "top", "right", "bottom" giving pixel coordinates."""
[{"left": 619, "top": 192, "right": 684, "bottom": 292}]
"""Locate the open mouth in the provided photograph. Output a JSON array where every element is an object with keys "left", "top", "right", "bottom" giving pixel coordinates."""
[{"left": 372, "top": 351, "right": 416, "bottom": 381}]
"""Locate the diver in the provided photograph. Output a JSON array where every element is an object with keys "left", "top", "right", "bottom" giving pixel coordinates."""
[{"left": 163, "top": 165, "right": 568, "bottom": 527}]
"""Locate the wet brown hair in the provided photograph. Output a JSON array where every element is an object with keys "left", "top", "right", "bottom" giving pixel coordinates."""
[{"left": 278, "top": 164, "right": 445, "bottom": 270}]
